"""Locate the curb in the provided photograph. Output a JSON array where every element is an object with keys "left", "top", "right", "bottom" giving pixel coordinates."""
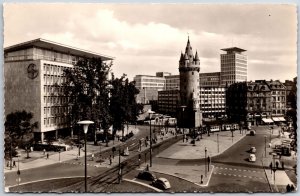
[
  {"left": 156, "top": 132, "right": 247, "bottom": 161},
  {"left": 139, "top": 165, "right": 215, "bottom": 187},
  {"left": 123, "top": 178, "right": 162, "bottom": 192},
  {"left": 5, "top": 176, "right": 90, "bottom": 191}
]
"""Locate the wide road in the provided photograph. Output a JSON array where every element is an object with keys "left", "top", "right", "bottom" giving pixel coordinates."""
[
  {"left": 5, "top": 125, "right": 153, "bottom": 191},
  {"left": 203, "top": 126, "right": 272, "bottom": 192}
]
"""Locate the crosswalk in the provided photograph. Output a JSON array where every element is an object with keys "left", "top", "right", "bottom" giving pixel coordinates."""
[{"left": 213, "top": 166, "right": 265, "bottom": 180}]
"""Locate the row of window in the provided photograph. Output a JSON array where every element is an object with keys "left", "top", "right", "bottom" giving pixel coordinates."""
[
  {"left": 44, "top": 106, "right": 70, "bottom": 116},
  {"left": 43, "top": 85, "right": 66, "bottom": 96},
  {"left": 44, "top": 116, "right": 68, "bottom": 127},
  {"left": 43, "top": 75, "right": 67, "bottom": 85},
  {"left": 43, "top": 96, "right": 69, "bottom": 105}
]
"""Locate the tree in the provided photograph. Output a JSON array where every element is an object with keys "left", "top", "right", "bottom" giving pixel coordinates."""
[
  {"left": 110, "top": 74, "right": 141, "bottom": 138},
  {"left": 4, "top": 111, "right": 38, "bottom": 159},
  {"left": 64, "top": 58, "right": 112, "bottom": 145}
]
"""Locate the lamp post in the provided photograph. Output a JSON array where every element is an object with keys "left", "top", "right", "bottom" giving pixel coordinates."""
[
  {"left": 17, "top": 153, "right": 21, "bottom": 187},
  {"left": 231, "top": 125, "right": 234, "bottom": 143},
  {"left": 118, "top": 147, "right": 121, "bottom": 183},
  {"left": 149, "top": 110, "right": 155, "bottom": 167},
  {"left": 264, "top": 136, "right": 267, "bottom": 157},
  {"left": 204, "top": 147, "right": 207, "bottom": 177},
  {"left": 217, "top": 134, "right": 219, "bottom": 153},
  {"left": 77, "top": 120, "right": 94, "bottom": 193},
  {"left": 180, "top": 106, "right": 186, "bottom": 134},
  {"left": 270, "top": 154, "right": 277, "bottom": 187}
]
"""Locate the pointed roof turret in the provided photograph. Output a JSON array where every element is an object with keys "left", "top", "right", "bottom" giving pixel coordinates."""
[
  {"left": 185, "top": 36, "right": 193, "bottom": 58},
  {"left": 194, "top": 50, "right": 200, "bottom": 61},
  {"left": 179, "top": 51, "right": 184, "bottom": 62},
  {"left": 184, "top": 53, "right": 189, "bottom": 60}
]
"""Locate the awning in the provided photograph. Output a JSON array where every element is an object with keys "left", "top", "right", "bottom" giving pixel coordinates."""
[
  {"left": 278, "top": 117, "right": 286, "bottom": 121},
  {"left": 262, "top": 118, "right": 274, "bottom": 123},
  {"left": 272, "top": 117, "right": 281, "bottom": 122}
]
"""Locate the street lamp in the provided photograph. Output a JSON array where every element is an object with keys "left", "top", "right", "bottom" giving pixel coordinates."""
[
  {"left": 77, "top": 120, "right": 94, "bottom": 193},
  {"left": 217, "top": 134, "right": 219, "bottom": 153},
  {"left": 231, "top": 125, "right": 234, "bottom": 143},
  {"left": 270, "top": 153, "right": 277, "bottom": 187},
  {"left": 180, "top": 106, "right": 186, "bottom": 134},
  {"left": 148, "top": 110, "right": 155, "bottom": 167},
  {"left": 204, "top": 147, "right": 207, "bottom": 177},
  {"left": 264, "top": 136, "right": 267, "bottom": 157},
  {"left": 17, "top": 153, "right": 21, "bottom": 187}
]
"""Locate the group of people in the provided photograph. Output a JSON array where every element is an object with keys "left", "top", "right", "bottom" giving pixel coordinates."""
[{"left": 286, "top": 184, "right": 295, "bottom": 192}]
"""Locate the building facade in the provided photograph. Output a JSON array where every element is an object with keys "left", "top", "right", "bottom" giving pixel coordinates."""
[
  {"left": 226, "top": 80, "right": 286, "bottom": 125},
  {"left": 134, "top": 74, "right": 166, "bottom": 103},
  {"left": 4, "top": 38, "right": 114, "bottom": 142},
  {"left": 220, "top": 47, "right": 247, "bottom": 86},
  {"left": 157, "top": 89, "right": 180, "bottom": 115}
]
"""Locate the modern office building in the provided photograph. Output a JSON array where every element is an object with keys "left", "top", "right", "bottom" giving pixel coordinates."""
[
  {"left": 157, "top": 89, "right": 180, "bottom": 115},
  {"left": 220, "top": 47, "right": 247, "bottom": 86},
  {"left": 4, "top": 38, "right": 114, "bottom": 142},
  {"left": 134, "top": 74, "right": 166, "bottom": 103},
  {"left": 165, "top": 75, "right": 180, "bottom": 90}
]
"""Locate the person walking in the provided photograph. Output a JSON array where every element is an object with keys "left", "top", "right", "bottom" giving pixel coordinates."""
[
  {"left": 290, "top": 184, "right": 295, "bottom": 192},
  {"left": 286, "top": 184, "right": 291, "bottom": 192},
  {"left": 138, "top": 154, "right": 141, "bottom": 167},
  {"left": 109, "top": 155, "right": 112, "bottom": 165},
  {"left": 46, "top": 153, "right": 49, "bottom": 159},
  {"left": 43, "top": 149, "right": 46, "bottom": 155},
  {"left": 13, "top": 161, "right": 16, "bottom": 167}
]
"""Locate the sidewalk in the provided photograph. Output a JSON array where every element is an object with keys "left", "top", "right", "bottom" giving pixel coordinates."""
[
  {"left": 156, "top": 129, "right": 248, "bottom": 159},
  {"left": 260, "top": 125, "right": 296, "bottom": 193},
  {"left": 4, "top": 126, "right": 139, "bottom": 173},
  {"left": 139, "top": 162, "right": 214, "bottom": 186}
]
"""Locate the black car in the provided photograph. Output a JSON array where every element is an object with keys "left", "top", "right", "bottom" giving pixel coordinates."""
[{"left": 137, "top": 170, "right": 157, "bottom": 181}]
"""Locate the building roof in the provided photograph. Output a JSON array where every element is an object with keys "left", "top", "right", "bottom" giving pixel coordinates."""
[
  {"left": 221, "top": 47, "right": 247, "bottom": 53},
  {"left": 4, "top": 38, "right": 115, "bottom": 61}
]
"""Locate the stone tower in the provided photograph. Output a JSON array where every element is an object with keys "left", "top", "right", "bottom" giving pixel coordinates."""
[{"left": 178, "top": 37, "right": 202, "bottom": 128}]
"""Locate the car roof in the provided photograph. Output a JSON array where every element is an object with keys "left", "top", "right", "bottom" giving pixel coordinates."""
[{"left": 158, "top": 178, "right": 168, "bottom": 182}]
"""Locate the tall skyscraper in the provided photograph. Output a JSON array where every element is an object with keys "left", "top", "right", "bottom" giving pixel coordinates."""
[
  {"left": 178, "top": 37, "right": 202, "bottom": 127},
  {"left": 220, "top": 47, "right": 247, "bottom": 86}
]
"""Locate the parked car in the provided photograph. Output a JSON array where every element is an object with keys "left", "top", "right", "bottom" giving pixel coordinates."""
[
  {"left": 152, "top": 178, "right": 171, "bottom": 190},
  {"left": 249, "top": 154, "right": 256, "bottom": 162},
  {"left": 249, "top": 130, "right": 256, "bottom": 136},
  {"left": 122, "top": 147, "right": 130, "bottom": 156},
  {"left": 137, "top": 170, "right": 157, "bottom": 181},
  {"left": 250, "top": 147, "right": 256, "bottom": 153}
]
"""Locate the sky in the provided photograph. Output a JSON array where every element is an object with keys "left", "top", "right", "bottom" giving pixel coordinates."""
[{"left": 3, "top": 3, "right": 297, "bottom": 81}]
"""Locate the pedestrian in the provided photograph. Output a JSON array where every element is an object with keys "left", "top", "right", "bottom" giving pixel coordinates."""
[
  {"left": 290, "top": 184, "right": 295, "bottom": 192},
  {"left": 7, "top": 161, "right": 9, "bottom": 168},
  {"left": 138, "top": 154, "right": 141, "bottom": 166},
  {"left": 109, "top": 155, "right": 112, "bottom": 165},
  {"left": 46, "top": 153, "right": 49, "bottom": 159},
  {"left": 286, "top": 184, "right": 291, "bottom": 192},
  {"left": 43, "top": 149, "right": 46, "bottom": 155},
  {"left": 276, "top": 161, "right": 279, "bottom": 169},
  {"left": 91, "top": 154, "right": 94, "bottom": 161},
  {"left": 13, "top": 161, "right": 16, "bottom": 167},
  {"left": 146, "top": 164, "right": 149, "bottom": 171}
]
